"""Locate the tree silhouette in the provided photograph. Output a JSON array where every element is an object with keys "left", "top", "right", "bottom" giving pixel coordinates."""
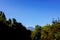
[{"left": 0, "top": 11, "right": 32, "bottom": 40}]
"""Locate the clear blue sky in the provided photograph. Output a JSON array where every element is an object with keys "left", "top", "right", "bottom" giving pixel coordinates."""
[{"left": 0, "top": 0, "right": 60, "bottom": 27}]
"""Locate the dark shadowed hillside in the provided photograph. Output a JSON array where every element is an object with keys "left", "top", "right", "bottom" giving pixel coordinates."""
[{"left": 0, "top": 11, "right": 32, "bottom": 40}]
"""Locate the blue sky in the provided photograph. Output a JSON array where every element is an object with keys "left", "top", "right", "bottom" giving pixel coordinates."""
[{"left": 0, "top": 0, "right": 60, "bottom": 27}]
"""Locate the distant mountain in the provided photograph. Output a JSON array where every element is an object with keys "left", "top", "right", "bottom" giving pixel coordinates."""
[{"left": 26, "top": 27, "right": 34, "bottom": 31}]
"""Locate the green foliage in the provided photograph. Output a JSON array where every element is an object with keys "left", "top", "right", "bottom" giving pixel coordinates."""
[
  {"left": 31, "top": 25, "right": 41, "bottom": 40},
  {"left": 31, "top": 19, "right": 60, "bottom": 40},
  {"left": 0, "top": 11, "right": 6, "bottom": 23}
]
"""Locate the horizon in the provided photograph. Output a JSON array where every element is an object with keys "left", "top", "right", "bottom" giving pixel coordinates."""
[{"left": 0, "top": 0, "right": 60, "bottom": 27}]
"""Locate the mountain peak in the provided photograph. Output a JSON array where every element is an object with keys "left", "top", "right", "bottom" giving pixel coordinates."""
[{"left": 26, "top": 27, "right": 34, "bottom": 31}]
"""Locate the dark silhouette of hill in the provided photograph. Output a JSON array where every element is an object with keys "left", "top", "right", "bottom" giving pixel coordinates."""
[{"left": 0, "top": 11, "right": 32, "bottom": 40}]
